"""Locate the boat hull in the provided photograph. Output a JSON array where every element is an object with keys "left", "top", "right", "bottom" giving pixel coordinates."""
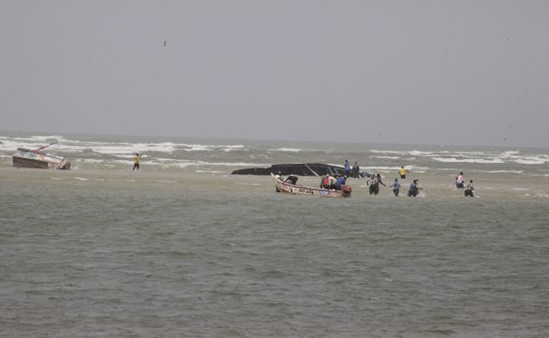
[
  {"left": 233, "top": 163, "right": 370, "bottom": 178},
  {"left": 12, "top": 156, "right": 50, "bottom": 169},
  {"left": 12, "top": 148, "right": 71, "bottom": 170}
]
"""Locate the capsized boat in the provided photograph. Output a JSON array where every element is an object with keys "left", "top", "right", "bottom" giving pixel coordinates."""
[
  {"left": 12, "top": 143, "right": 71, "bottom": 169},
  {"left": 272, "top": 173, "right": 351, "bottom": 198},
  {"left": 233, "top": 163, "right": 370, "bottom": 178}
]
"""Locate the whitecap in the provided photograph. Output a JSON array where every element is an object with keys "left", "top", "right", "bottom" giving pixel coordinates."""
[
  {"left": 432, "top": 157, "right": 505, "bottom": 164},
  {"left": 362, "top": 165, "right": 429, "bottom": 172},
  {"left": 181, "top": 144, "right": 247, "bottom": 152},
  {"left": 268, "top": 147, "right": 303, "bottom": 153},
  {"left": 514, "top": 158, "right": 548, "bottom": 165},
  {"left": 407, "top": 165, "right": 430, "bottom": 171},
  {"left": 370, "top": 149, "right": 407, "bottom": 155},
  {"left": 500, "top": 150, "right": 520, "bottom": 157},
  {"left": 370, "top": 155, "right": 400, "bottom": 160},
  {"left": 195, "top": 170, "right": 224, "bottom": 174},
  {"left": 485, "top": 170, "right": 524, "bottom": 174},
  {"left": 409, "top": 150, "right": 434, "bottom": 156},
  {"left": 220, "top": 145, "right": 247, "bottom": 152},
  {"left": 75, "top": 159, "right": 105, "bottom": 163}
]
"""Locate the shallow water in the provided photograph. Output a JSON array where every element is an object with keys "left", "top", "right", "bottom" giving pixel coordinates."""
[{"left": 1, "top": 133, "right": 549, "bottom": 337}]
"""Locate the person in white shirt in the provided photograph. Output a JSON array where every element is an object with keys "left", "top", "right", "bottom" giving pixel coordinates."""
[{"left": 456, "top": 172, "right": 464, "bottom": 189}]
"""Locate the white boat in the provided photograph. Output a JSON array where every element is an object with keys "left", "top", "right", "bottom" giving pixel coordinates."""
[
  {"left": 12, "top": 143, "right": 70, "bottom": 169},
  {"left": 272, "top": 173, "right": 351, "bottom": 198}
]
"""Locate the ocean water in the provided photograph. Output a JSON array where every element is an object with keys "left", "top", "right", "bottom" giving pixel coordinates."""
[{"left": 1, "top": 132, "right": 548, "bottom": 337}]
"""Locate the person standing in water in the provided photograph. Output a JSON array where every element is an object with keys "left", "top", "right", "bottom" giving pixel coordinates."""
[
  {"left": 456, "top": 171, "right": 464, "bottom": 189},
  {"left": 367, "top": 173, "right": 387, "bottom": 195},
  {"left": 399, "top": 166, "right": 409, "bottom": 179},
  {"left": 464, "top": 179, "right": 474, "bottom": 197},
  {"left": 367, "top": 174, "right": 380, "bottom": 195},
  {"left": 133, "top": 153, "right": 140, "bottom": 171},
  {"left": 407, "top": 179, "right": 421, "bottom": 197},
  {"left": 343, "top": 160, "right": 351, "bottom": 177},
  {"left": 390, "top": 178, "right": 401, "bottom": 196},
  {"left": 351, "top": 162, "right": 360, "bottom": 178}
]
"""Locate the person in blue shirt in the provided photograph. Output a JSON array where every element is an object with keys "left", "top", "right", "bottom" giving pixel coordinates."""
[
  {"left": 390, "top": 178, "right": 401, "bottom": 196},
  {"left": 343, "top": 160, "right": 350, "bottom": 177},
  {"left": 334, "top": 175, "right": 347, "bottom": 190}
]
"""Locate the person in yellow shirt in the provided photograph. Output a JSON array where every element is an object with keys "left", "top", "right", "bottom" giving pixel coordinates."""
[
  {"left": 399, "top": 166, "right": 409, "bottom": 179},
  {"left": 133, "top": 153, "right": 140, "bottom": 171}
]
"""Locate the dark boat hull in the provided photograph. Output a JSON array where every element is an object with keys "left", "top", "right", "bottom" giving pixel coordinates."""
[{"left": 232, "top": 163, "right": 369, "bottom": 177}]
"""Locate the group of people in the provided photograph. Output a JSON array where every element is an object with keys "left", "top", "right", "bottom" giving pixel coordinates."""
[
  {"left": 289, "top": 164, "right": 476, "bottom": 198},
  {"left": 456, "top": 171, "right": 475, "bottom": 197},
  {"left": 343, "top": 160, "right": 362, "bottom": 178},
  {"left": 366, "top": 167, "right": 422, "bottom": 197},
  {"left": 365, "top": 166, "right": 475, "bottom": 198},
  {"left": 342, "top": 161, "right": 424, "bottom": 197},
  {"left": 139, "top": 152, "right": 475, "bottom": 198},
  {"left": 319, "top": 173, "right": 348, "bottom": 191}
]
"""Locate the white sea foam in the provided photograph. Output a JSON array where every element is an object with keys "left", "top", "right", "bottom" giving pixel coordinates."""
[
  {"left": 453, "top": 151, "right": 491, "bottom": 157},
  {"left": 220, "top": 145, "right": 247, "bottom": 152},
  {"left": 370, "top": 149, "right": 434, "bottom": 157},
  {"left": 86, "top": 142, "right": 178, "bottom": 155},
  {"left": 370, "top": 155, "right": 400, "bottom": 160},
  {"left": 500, "top": 150, "right": 521, "bottom": 157},
  {"left": 268, "top": 147, "right": 303, "bottom": 153},
  {"left": 432, "top": 157, "right": 505, "bottom": 164},
  {"left": 180, "top": 144, "right": 247, "bottom": 152},
  {"left": 363, "top": 165, "right": 429, "bottom": 171},
  {"left": 0, "top": 135, "right": 247, "bottom": 156},
  {"left": 152, "top": 158, "right": 267, "bottom": 168},
  {"left": 514, "top": 158, "right": 548, "bottom": 165},
  {"left": 75, "top": 159, "right": 105, "bottom": 163},
  {"left": 485, "top": 170, "right": 524, "bottom": 174},
  {"left": 407, "top": 165, "right": 430, "bottom": 171},
  {"left": 362, "top": 166, "right": 422, "bottom": 173},
  {"left": 195, "top": 170, "right": 225, "bottom": 174},
  {"left": 0, "top": 135, "right": 76, "bottom": 152}
]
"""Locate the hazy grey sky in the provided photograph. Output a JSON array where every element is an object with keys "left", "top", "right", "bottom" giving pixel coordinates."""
[{"left": 2, "top": 1, "right": 548, "bottom": 147}]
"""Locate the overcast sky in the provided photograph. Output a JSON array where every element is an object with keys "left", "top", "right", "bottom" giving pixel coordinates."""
[{"left": 1, "top": 1, "right": 548, "bottom": 147}]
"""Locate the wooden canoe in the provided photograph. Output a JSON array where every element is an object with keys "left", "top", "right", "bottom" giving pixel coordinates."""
[{"left": 272, "top": 173, "right": 351, "bottom": 198}]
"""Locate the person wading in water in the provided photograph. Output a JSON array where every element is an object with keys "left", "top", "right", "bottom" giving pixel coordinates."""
[{"left": 133, "top": 153, "right": 140, "bottom": 171}]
